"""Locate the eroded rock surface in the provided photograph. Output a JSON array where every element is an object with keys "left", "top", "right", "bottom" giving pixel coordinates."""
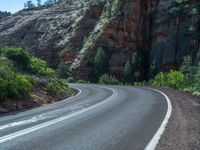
[{"left": 0, "top": 0, "right": 199, "bottom": 79}]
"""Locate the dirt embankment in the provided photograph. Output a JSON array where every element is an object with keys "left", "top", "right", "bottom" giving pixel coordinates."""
[
  {"left": 156, "top": 88, "right": 200, "bottom": 150},
  {"left": 0, "top": 88, "right": 77, "bottom": 116}
]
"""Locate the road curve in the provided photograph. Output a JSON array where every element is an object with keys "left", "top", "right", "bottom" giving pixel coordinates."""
[{"left": 0, "top": 84, "right": 169, "bottom": 150}]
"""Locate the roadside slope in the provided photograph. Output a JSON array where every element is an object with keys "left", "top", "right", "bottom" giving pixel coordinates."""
[{"left": 156, "top": 88, "right": 200, "bottom": 150}]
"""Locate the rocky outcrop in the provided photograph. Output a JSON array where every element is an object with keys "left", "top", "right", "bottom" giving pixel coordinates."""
[
  {"left": 150, "top": 0, "right": 200, "bottom": 66},
  {"left": 72, "top": 0, "right": 200, "bottom": 80},
  {"left": 0, "top": 11, "right": 10, "bottom": 19},
  {"left": 0, "top": 0, "right": 199, "bottom": 80},
  {"left": 73, "top": 0, "right": 150, "bottom": 79},
  {"left": 0, "top": 0, "right": 105, "bottom": 67}
]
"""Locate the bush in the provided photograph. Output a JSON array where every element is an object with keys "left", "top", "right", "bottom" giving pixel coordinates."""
[
  {"left": 149, "top": 72, "right": 167, "bottom": 87},
  {"left": 45, "top": 79, "right": 68, "bottom": 96},
  {"left": 193, "top": 63, "right": 200, "bottom": 91},
  {"left": 76, "top": 79, "right": 88, "bottom": 84},
  {"left": 24, "top": 75, "right": 38, "bottom": 85},
  {"left": 30, "top": 57, "right": 55, "bottom": 76},
  {"left": 98, "top": 74, "right": 121, "bottom": 85},
  {"left": 7, "top": 73, "right": 33, "bottom": 98},
  {"left": 3, "top": 47, "right": 31, "bottom": 71},
  {"left": 166, "top": 70, "right": 185, "bottom": 88},
  {"left": 0, "top": 78, "right": 8, "bottom": 101},
  {"left": 0, "top": 59, "right": 13, "bottom": 79},
  {"left": 133, "top": 81, "right": 147, "bottom": 86},
  {"left": 65, "top": 77, "right": 75, "bottom": 83},
  {"left": 0, "top": 71, "right": 32, "bottom": 101},
  {"left": 149, "top": 70, "right": 185, "bottom": 89}
]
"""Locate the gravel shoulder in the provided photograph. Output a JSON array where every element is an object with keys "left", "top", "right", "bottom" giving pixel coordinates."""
[{"left": 156, "top": 88, "right": 200, "bottom": 150}]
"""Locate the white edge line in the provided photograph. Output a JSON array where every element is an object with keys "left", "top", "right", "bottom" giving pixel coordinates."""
[
  {"left": 0, "top": 86, "right": 117, "bottom": 144},
  {"left": 144, "top": 88, "right": 172, "bottom": 150}
]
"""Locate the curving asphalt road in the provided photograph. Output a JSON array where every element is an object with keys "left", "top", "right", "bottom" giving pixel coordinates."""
[{"left": 0, "top": 84, "right": 169, "bottom": 150}]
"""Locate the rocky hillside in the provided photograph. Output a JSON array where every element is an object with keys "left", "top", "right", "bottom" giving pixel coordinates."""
[
  {"left": 0, "top": 0, "right": 199, "bottom": 80},
  {"left": 0, "top": 11, "right": 10, "bottom": 19},
  {"left": 0, "top": 0, "right": 105, "bottom": 67}
]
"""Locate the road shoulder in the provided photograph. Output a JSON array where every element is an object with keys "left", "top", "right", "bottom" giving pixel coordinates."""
[{"left": 156, "top": 88, "right": 200, "bottom": 150}]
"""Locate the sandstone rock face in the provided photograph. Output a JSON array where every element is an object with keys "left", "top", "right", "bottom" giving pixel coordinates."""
[
  {"left": 0, "top": 0, "right": 104, "bottom": 67},
  {"left": 73, "top": 0, "right": 200, "bottom": 80},
  {"left": 151, "top": 0, "right": 200, "bottom": 66},
  {"left": 0, "top": 0, "right": 199, "bottom": 80}
]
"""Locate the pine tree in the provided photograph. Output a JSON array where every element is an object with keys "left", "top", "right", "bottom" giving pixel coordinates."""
[
  {"left": 37, "top": 0, "right": 42, "bottom": 7},
  {"left": 93, "top": 47, "right": 107, "bottom": 79},
  {"left": 148, "top": 60, "right": 160, "bottom": 80},
  {"left": 25, "top": 1, "right": 36, "bottom": 9},
  {"left": 44, "top": 0, "right": 54, "bottom": 5},
  {"left": 123, "top": 60, "right": 132, "bottom": 83},
  {"left": 180, "top": 56, "right": 196, "bottom": 85}
]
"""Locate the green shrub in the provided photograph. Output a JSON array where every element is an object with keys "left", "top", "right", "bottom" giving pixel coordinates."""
[
  {"left": 0, "top": 78, "right": 8, "bottom": 101},
  {"left": 24, "top": 75, "right": 38, "bottom": 85},
  {"left": 183, "top": 86, "right": 198, "bottom": 93},
  {"left": 193, "top": 63, "right": 200, "bottom": 91},
  {"left": 45, "top": 79, "right": 68, "bottom": 96},
  {"left": 149, "top": 70, "right": 185, "bottom": 89},
  {"left": 7, "top": 72, "right": 33, "bottom": 99},
  {"left": 76, "top": 79, "right": 88, "bottom": 84},
  {"left": 192, "top": 91, "right": 200, "bottom": 96},
  {"left": 99, "top": 74, "right": 121, "bottom": 85},
  {"left": 2, "top": 47, "right": 55, "bottom": 77},
  {"left": 149, "top": 72, "right": 167, "bottom": 87},
  {"left": 166, "top": 70, "right": 185, "bottom": 89},
  {"left": 0, "top": 71, "right": 32, "bottom": 101},
  {"left": 30, "top": 57, "right": 55, "bottom": 76},
  {"left": 0, "top": 63, "right": 12, "bottom": 79},
  {"left": 133, "top": 81, "right": 147, "bottom": 86},
  {"left": 3, "top": 47, "right": 31, "bottom": 71},
  {"left": 65, "top": 77, "right": 75, "bottom": 83}
]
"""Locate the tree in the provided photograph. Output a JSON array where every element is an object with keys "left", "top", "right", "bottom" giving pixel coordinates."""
[
  {"left": 24, "top": 3, "right": 27, "bottom": 9},
  {"left": 56, "top": 63, "right": 72, "bottom": 79},
  {"left": 180, "top": 56, "right": 196, "bottom": 85},
  {"left": 148, "top": 60, "right": 160, "bottom": 80},
  {"left": 132, "top": 52, "right": 141, "bottom": 68},
  {"left": 37, "top": 0, "right": 42, "bottom": 7},
  {"left": 123, "top": 60, "right": 132, "bottom": 82},
  {"left": 44, "top": 0, "right": 54, "bottom": 5},
  {"left": 24, "top": 1, "right": 36, "bottom": 9},
  {"left": 93, "top": 47, "right": 107, "bottom": 79}
]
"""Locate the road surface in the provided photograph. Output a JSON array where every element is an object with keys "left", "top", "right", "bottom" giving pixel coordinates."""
[{"left": 0, "top": 84, "right": 170, "bottom": 150}]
